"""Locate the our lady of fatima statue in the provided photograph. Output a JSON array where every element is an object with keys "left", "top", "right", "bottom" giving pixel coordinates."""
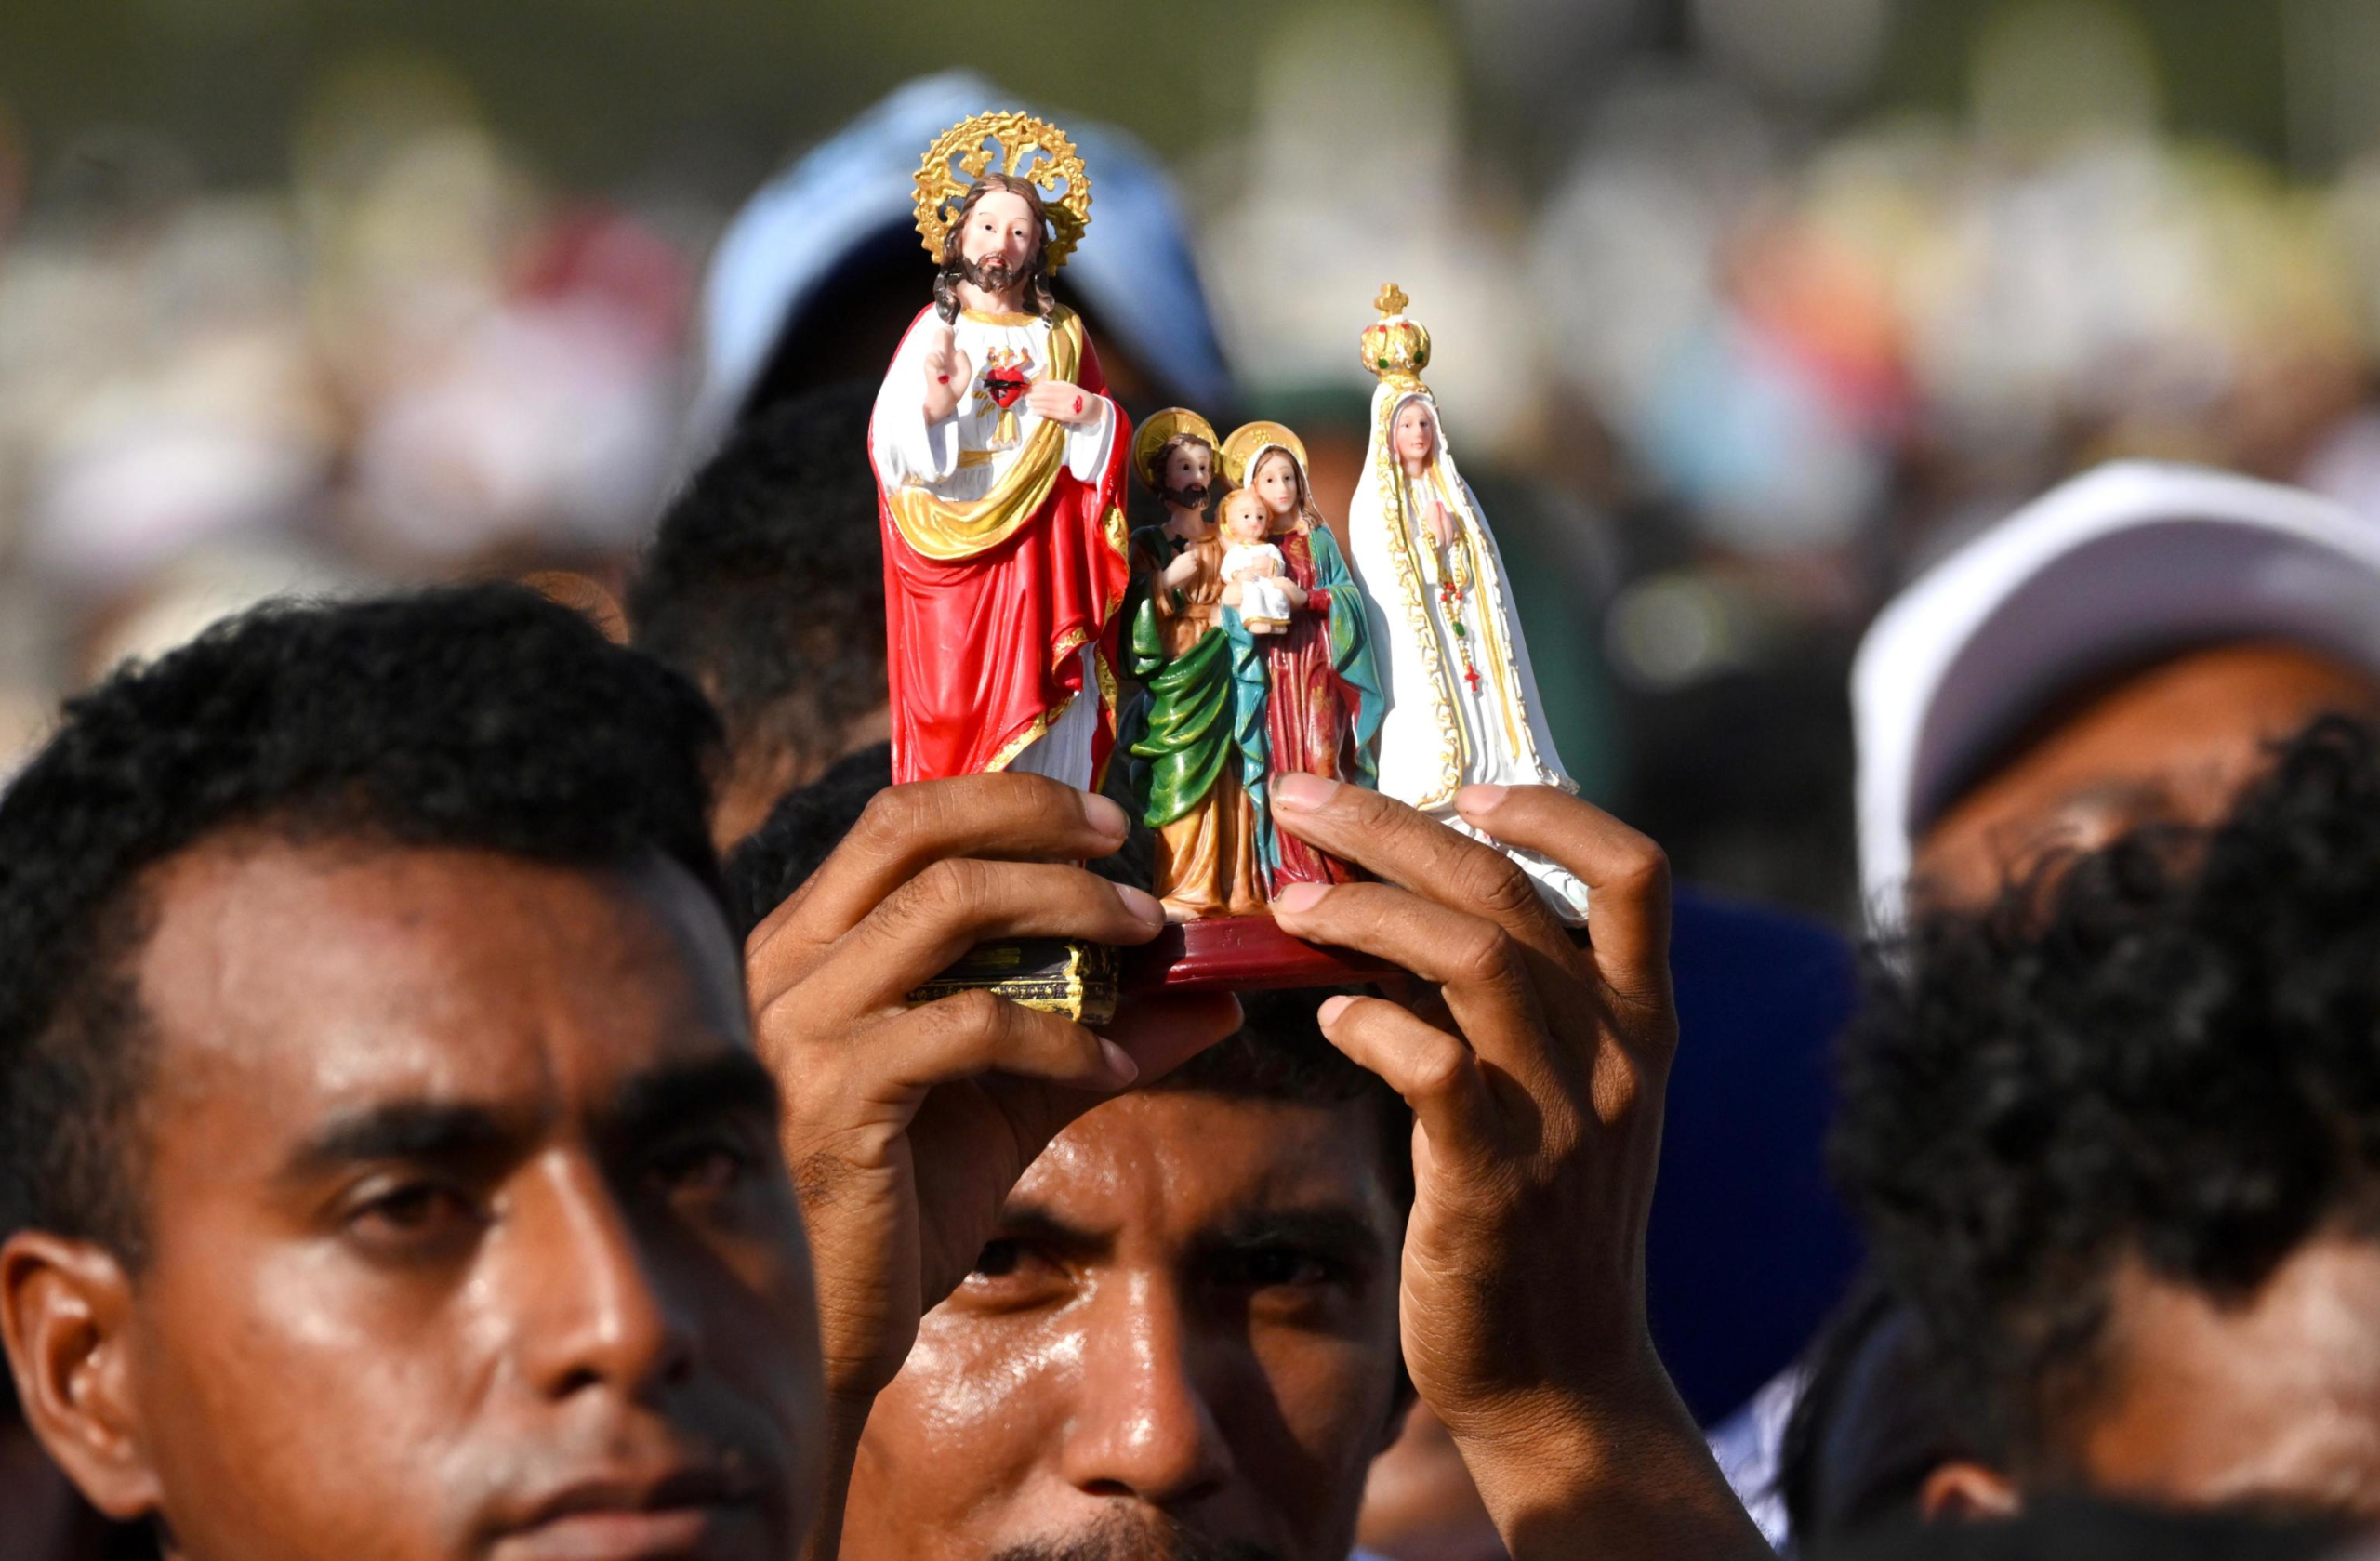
[
  {"left": 1344, "top": 285, "right": 1592, "bottom": 920},
  {"left": 869, "top": 112, "right": 1134, "bottom": 787}
]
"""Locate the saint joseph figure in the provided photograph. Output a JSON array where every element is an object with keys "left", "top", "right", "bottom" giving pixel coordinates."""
[{"left": 870, "top": 114, "right": 1133, "bottom": 786}]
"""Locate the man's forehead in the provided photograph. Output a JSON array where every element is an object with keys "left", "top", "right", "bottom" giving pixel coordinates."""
[
  {"left": 132, "top": 836, "right": 746, "bottom": 1131},
  {"left": 2076, "top": 1241, "right": 2380, "bottom": 1509},
  {"left": 1005, "top": 1091, "right": 1396, "bottom": 1237}
]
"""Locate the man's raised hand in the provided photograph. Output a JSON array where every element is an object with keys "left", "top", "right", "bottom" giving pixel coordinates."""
[
  {"left": 1267, "top": 774, "right": 1770, "bottom": 1561},
  {"left": 747, "top": 773, "right": 1238, "bottom": 1413}
]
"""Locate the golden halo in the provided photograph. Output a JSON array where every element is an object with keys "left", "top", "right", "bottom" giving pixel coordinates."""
[
  {"left": 1220, "top": 421, "right": 1310, "bottom": 488},
  {"left": 913, "top": 111, "right": 1092, "bottom": 273},
  {"left": 1131, "top": 408, "right": 1220, "bottom": 490}
]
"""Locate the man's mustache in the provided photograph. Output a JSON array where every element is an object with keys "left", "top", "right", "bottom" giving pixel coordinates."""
[
  {"left": 990, "top": 1515, "right": 1285, "bottom": 1561},
  {"left": 1163, "top": 482, "right": 1211, "bottom": 508}
]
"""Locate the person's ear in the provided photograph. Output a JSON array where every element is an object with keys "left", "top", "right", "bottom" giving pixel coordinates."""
[
  {"left": 0, "top": 1230, "right": 162, "bottom": 1520},
  {"left": 1919, "top": 1459, "right": 2022, "bottom": 1522}
]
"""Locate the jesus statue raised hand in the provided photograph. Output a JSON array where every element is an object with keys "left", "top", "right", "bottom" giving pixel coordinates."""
[{"left": 869, "top": 112, "right": 1134, "bottom": 787}]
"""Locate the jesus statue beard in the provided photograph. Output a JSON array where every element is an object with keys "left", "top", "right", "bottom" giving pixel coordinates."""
[
  {"left": 1161, "top": 481, "right": 1210, "bottom": 511},
  {"left": 962, "top": 253, "right": 1026, "bottom": 295}
]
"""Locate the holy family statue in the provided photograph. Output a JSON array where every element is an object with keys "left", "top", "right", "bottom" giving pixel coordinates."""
[{"left": 869, "top": 110, "right": 1588, "bottom": 994}]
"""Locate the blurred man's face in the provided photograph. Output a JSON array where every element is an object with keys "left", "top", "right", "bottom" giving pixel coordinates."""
[
  {"left": 2043, "top": 1237, "right": 2380, "bottom": 1520},
  {"left": 1913, "top": 641, "right": 2380, "bottom": 908},
  {"left": 5, "top": 839, "right": 826, "bottom": 1561},
  {"left": 840, "top": 1091, "right": 1408, "bottom": 1561}
]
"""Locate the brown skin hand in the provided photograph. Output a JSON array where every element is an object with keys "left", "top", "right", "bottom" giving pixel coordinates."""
[
  {"left": 1923, "top": 1237, "right": 2380, "bottom": 1524},
  {"left": 840, "top": 1091, "right": 1408, "bottom": 1561},
  {"left": 1265, "top": 775, "right": 1770, "bottom": 1561},
  {"left": 1913, "top": 641, "right": 2380, "bottom": 911},
  {"left": 0, "top": 840, "right": 826, "bottom": 1561}
]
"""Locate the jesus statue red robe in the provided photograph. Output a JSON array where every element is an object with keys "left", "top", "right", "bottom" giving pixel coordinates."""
[{"left": 868, "top": 299, "right": 1134, "bottom": 787}]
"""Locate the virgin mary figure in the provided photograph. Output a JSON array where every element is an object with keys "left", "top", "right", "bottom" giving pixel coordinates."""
[
  {"left": 1343, "top": 285, "right": 1592, "bottom": 920},
  {"left": 1218, "top": 420, "right": 1383, "bottom": 890}
]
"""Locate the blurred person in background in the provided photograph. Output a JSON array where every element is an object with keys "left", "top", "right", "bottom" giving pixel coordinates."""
[
  {"left": 630, "top": 382, "right": 888, "bottom": 851},
  {"left": 0, "top": 588, "right": 829, "bottom": 1561},
  {"left": 1715, "top": 461, "right": 2380, "bottom": 1554},
  {"left": 1838, "top": 716, "right": 2380, "bottom": 1525},
  {"left": 1854, "top": 463, "right": 2380, "bottom": 919},
  {"left": 1771, "top": 1276, "right": 1976, "bottom": 1550}
]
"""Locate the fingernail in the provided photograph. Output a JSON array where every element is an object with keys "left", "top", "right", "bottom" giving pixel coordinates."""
[
  {"left": 1098, "top": 1038, "right": 1140, "bottom": 1086},
  {"left": 1317, "top": 995, "right": 1354, "bottom": 1025},
  {"left": 1116, "top": 883, "right": 1166, "bottom": 927},
  {"left": 1456, "top": 784, "right": 1509, "bottom": 815},
  {"left": 1082, "top": 792, "right": 1130, "bottom": 840},
  {"left": 1273, "top": 881, "right": 1330, "bottom": 914},
  {"left": 1273, "top": 773, "right": 1339, "bottom": 812}
]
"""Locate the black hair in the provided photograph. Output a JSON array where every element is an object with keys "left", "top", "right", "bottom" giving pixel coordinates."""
[
  {"left": 724, "top": 741, "right": 893, "bottom": 937},
  {"left": 1153, "top": 987, "right": 1417, "bottom": 1218},
  {"left": 1834, "top": 716, "right": 2380, "bottom": 1465},
  {"left": 628, "top": 382, "right": 885, "bottom": 814},
  {"left": 0, "top": 585, "right": 722, "bottom": 1263}
]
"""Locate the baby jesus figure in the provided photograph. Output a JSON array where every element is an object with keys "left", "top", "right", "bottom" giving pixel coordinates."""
[{"left": 1218, "top": 490, "right": 1293, "bottom": 635}]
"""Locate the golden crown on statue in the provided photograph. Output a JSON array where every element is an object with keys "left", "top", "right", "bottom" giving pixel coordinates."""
[
  {"left": 913, "top": 111, "right": 1093, "bottom": 273},
  {"left": 1359, "top": 283, "right": 1433, "bottom": 390}
]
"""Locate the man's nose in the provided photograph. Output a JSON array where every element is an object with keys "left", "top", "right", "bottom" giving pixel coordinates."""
[
  {"left": 508, "top": 1156, "right": 697, "bottom": 1402},
  {"left": 1056, "top": 1274, "right": 1233, "bottom": 1506}
]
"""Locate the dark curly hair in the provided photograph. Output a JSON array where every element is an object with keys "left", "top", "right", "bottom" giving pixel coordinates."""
[
  {"left": 1835, "top": 715, "right": 2380, "bottom": 1465},
  {"left": 0, "top": 585, "right": 722, "bottom": 1263},
  {"left": 628, "top": 382, "right": 885, "bottom": 823}
]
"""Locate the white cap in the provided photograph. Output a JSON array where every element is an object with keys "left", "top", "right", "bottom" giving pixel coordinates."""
[{"left": 1853, "top": 461, "right": 2380, "bottom": 916}]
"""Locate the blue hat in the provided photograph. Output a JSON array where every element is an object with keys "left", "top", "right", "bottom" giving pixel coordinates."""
[{"left": 688, "top": 70, "right": 1236, "bottom": 455}]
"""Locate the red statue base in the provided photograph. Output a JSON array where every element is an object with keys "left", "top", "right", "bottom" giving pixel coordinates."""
[{"left": 1120, "top": 915, "right": 1398, "bottom": 995}]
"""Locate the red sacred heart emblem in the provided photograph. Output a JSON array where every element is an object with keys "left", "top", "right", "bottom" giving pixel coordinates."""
[{"left": 981, "top": 364, "right": 1032, "bottom": 409}]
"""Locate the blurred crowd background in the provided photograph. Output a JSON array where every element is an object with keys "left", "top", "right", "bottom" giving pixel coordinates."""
[{"left": 3, "top": 0, "right": 2373, "bottom": 924}]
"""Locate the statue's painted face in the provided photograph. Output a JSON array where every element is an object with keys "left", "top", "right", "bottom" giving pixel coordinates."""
[
  {"left": 1162, "top": 443, "right": 1213, "bottom": 501},
  {"left": 1394, "top": 401, "right": 1437, "bottom": 465},
  {"left": 1252, "top": 451, "right": 1302, "bottom": 521},
  {"left": 960, "top": 189, "right": 1040, "bottom": 292},
  {"left": 1222, "top": 495, "right": 1270, "bottom": 545}
]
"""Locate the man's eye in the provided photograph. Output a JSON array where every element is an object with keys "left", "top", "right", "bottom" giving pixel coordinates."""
[
  {"left": 651, "top": 1137, "right": 750, "bottom": 1197},
  {"left": 1233, "top": 1247, "right": 1335, "bottom": 1288},
  {"left": 348, "top": 1182, "right": 477, "bottom": 1246},
  {"left": 963, "top": 1238, "right": 1067, "bottom": 1299}
]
